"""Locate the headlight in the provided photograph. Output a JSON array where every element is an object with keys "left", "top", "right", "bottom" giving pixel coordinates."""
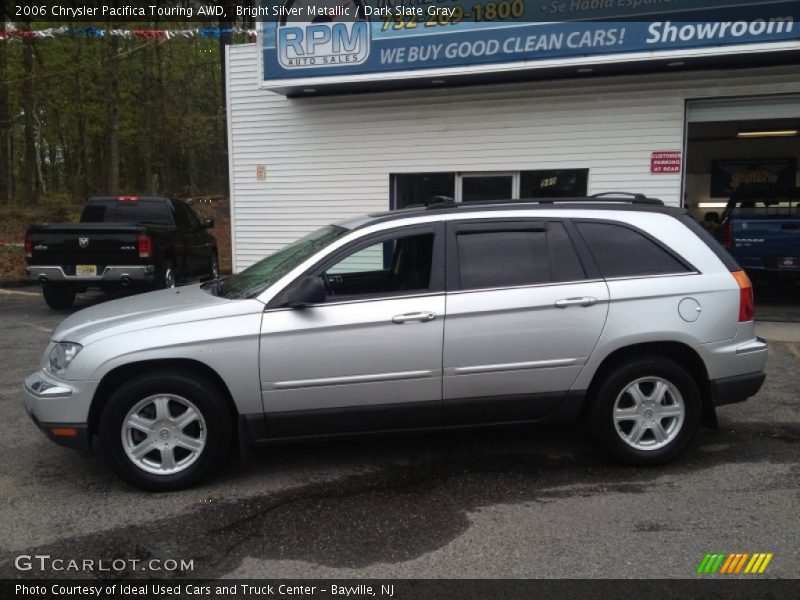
[{"left": 48, "top": 342, "right": 83, "bottom": 376}]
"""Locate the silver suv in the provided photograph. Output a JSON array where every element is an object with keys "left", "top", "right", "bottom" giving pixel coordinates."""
[{"left": 22, "top": 196, "right": 767, "bottom": 490}]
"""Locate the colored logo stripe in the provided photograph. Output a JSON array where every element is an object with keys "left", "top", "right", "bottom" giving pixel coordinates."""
[{"left": 697, "top": 553, "right": 773, "bottom": 574}]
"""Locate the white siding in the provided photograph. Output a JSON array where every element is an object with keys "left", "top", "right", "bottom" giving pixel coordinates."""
[{"left": 226, "top": 44, "right": 800, "bottom": 271}]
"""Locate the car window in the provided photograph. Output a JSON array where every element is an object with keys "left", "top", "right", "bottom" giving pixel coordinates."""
[
  {"left": 180, "top": 202, "right": 202, "bottom": 229},
  {"left": 455, "top": 222, "right": 584, "bottom": 290},
  {"left": 575, "top": 221, "right": 690, "bottom": 278},
  {"left": 80, "top": 199, "right": 173, "bottom": 226},
  {"left": 321, "top": 233, "right": 435, "bottom": 299},
  {"left": 729, "top": 195, "right": 800, "bottom": 218}
]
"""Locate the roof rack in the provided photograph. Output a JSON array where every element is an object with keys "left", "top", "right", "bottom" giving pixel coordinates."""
[{"left": 423, "top": 194, "right": 664, "bottom": 210}]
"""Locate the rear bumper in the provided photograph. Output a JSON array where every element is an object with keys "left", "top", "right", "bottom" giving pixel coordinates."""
[
  {"left": 26, "top": 264, "right": 154, "bottom": 283},
  {"left": 710, "top": 372, "right": 766, "bottom": 407}
]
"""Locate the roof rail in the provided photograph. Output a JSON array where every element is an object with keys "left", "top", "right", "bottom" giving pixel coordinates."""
[
  {"left": 590, "top": 192, "right": 663, "bottom": 205},
  {"left": 425, "top": 195, "right": 456, "bottom": 208},
  {"left": 423, "top": 194, "right": 664, "bottom": 210}
]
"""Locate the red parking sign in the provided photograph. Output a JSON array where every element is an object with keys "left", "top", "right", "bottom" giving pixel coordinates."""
[{"left": 651, "top": 151, "right": 682, "bottom": 174}]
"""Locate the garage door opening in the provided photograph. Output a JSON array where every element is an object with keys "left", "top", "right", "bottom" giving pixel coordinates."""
[{"left": 685, "top": 95, "right": 800, "bottom": 317}]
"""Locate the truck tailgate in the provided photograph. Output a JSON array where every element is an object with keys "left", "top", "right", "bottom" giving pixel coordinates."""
[
  {"left": 732, "top": 217, "right": 800, "bottom": 269},
  {"left": 28, "top": 223, "right": 144, "bottom": 267}
]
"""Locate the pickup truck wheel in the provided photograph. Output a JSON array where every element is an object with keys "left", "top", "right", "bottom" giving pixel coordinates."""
[
  {"left": 157, "top": 261, "right": 176, "bottom": 289},
  {"left": 42, "top": 283, "right": 76, "bottom": 309},
  {"left": 99, "top": 371, "right": 232, "bottom": 491},
  {"left": 209, "top": 251, "right": 219, "bottom": 280},
  {"left": 590, "top": 356, "right": 701, "bottom": 465}
]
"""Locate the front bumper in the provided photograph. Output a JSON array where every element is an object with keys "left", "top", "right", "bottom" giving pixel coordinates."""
[
  {"left": 21, "top": 371, "right": 97, "bottom": 453},
  {"left": 26, "top": 264, "right": 154, "bottom": 283},
  {"left": 710, "top": 371, "right": 766, "bottom": 406}
]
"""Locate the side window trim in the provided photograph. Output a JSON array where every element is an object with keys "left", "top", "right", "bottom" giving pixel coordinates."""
[
  {"left": 268, "top": 223, "right": 446, "bottom": 309},
  {"left": 563, "top": 219, "right": 602, "bottom": 280},
  {"left": 572, "top": 218, "right": 700, "bottom": 278}
]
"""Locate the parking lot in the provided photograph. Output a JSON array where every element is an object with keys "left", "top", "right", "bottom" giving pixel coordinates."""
[{"left": 1, "top": 288, "right": 799, "bottom": 579}]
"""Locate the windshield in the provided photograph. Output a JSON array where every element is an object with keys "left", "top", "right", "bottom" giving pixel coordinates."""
[
  {"left": 213, "top": 225, "right": 349, "bottom": 299},
  {"left": 731, "top": 194, "right": 800, "bottom": 218}
]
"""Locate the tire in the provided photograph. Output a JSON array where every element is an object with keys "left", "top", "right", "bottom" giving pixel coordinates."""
[
  {"left": 589, "top": 356, "right": 701, "bottom": 466},
  {"left": 42, "top": 283, "right": 76, "bottom": 309},
  {"left": 156, "top": 260, "right": 176, "bottom": 289},
  {"left": 207, "top": 250, "right": 219, "bottom": 281},
  {"left": 99, "top": 371, "right": 232, "bottom": 491}
]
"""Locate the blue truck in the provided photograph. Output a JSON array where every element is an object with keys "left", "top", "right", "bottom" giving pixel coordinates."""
[{"left": 719, "top": 186, "right": 800, "bottom": 282}]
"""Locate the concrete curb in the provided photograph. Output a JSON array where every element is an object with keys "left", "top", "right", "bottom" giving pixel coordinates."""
[
  {"left": 0, "top": 288, "right": 39, "bottom": 297},
  {"left": 755, "top": 322, "right": 800, "bottom": 343}
]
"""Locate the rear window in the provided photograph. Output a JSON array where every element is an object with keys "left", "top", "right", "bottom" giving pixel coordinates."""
[
  {"left": 730, "top": 196, "right": 800, "bottom": 218},
  {"left": 576, "top": 222, "right": 690, "bottom": 279},
  {"left": 81, "top": 199, "right": 173, "bottom": 226}
]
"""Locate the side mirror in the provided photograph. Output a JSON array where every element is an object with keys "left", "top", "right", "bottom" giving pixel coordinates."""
[
  {"left": 284, "top": 276, "right": 325, "bottom": 308},
  {"left": 202, "top": 218, "right": 215, "bottom": 229}
]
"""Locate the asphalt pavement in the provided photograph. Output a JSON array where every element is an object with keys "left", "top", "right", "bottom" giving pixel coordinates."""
[{"left": 0, "top": 287, "right": 798, "bottom": 579}]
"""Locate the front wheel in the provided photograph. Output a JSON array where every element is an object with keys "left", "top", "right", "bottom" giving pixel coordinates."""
[
  {"left": 99, "top": 371, "right": 232, "bottom": 491},
  {"left": 590, "top": 356, "right": 701, "bottom": 465},
  {"left": 42, "top": 283, "right": 76, "bottom": 309}
]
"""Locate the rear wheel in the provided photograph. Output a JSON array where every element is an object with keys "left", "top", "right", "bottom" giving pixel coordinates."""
[
  {"left": 42, "top": 283, "right": 76, "bottom": 309},
  {"left": 156, "top": 261, "right": 176, "bottom": 289},
  {"left": 99, "top": 371, "right": 232, "bottom": 491},
  {"left": 590, "top": 356, "right": 701, "bottom": 465},
  {"left": 208, "top": 250, "right": 219, "bottom": 281}
]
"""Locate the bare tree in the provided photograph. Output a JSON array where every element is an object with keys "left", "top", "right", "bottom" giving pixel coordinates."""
[
  {"left": 106, "top": 34, "right": 120, "bottom": 195},
  {"left": 22, "top": 33, "right": 38, "bottom": 205}
]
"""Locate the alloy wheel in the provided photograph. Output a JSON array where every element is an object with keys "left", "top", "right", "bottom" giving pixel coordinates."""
[
  {"left": 613, "top": 377, "right": 685, "bottom": 451},
  {"left": 121, "top": 394, "right": 206, "bottom": 475}
]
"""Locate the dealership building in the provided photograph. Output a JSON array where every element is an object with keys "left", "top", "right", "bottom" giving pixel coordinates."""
[{"left": 226, "top": 1, "right": 800, "bottom": 271}]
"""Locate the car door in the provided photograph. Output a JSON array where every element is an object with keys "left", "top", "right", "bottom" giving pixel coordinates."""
[
  {"left": 259, "top": 223, "right": 446, "bottom": 437},
  {"left": 442, "top": 219, "right": 610, "bottom": 425}
]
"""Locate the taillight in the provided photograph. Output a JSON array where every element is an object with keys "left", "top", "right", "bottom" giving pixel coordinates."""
[
  {"left": 138, "top": 234, "right": 152, "bottom": 259},
  {"left": 118, "top": 195, "right": 139, "bottom": 202},
  {"left": 721, "top": 222, "right": 733, "bottom": 249},
  {"left": 732, "top": 270, "right": 754, "bottom": 322},
  {"left": 24, "top": 234, "right": 32, "bottom": 259}
]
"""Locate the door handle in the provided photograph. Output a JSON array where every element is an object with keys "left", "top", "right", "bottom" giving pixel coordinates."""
[
  {"left": 392, "top": 311, "right": 437, "bottom": 324},
  {"left": 554, "top": 296, "right": 597, "bottom": 308}
]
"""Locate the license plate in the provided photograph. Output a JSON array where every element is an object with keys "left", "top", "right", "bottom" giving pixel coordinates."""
[
  {"left": 75, "top": 265, "right": 97, "bottom": 276},
  {"left": 779, "top": 257, "right": 798, "bottom": 268}
]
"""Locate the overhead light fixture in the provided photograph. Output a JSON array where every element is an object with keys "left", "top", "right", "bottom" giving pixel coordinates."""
[{"left": 737, "top": 129, "right": 798, "bottom": 138}]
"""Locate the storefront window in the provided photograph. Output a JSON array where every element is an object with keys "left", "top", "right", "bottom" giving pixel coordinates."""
[
  {"left": 461, "top": 175, "right": 514, "bottom": 203},
  {"left": 520, "top": 169, "right": 589, "bottom": 198},
  {"left": 391, "top": 169, "right": 589, "bottom": 209},
  {"left": 392, "top": 173, "right": 455, "bottom": 209}
]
